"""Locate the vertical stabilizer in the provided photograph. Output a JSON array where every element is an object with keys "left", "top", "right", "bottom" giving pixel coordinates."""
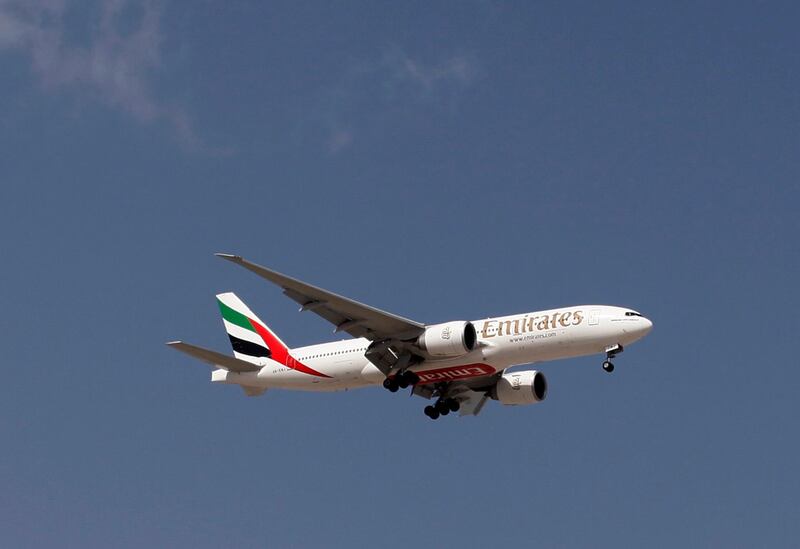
[{"left": 216, "top": 292, "right": 290, "bottom": 365}]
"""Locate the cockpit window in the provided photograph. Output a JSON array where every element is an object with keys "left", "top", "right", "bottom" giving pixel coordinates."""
[{"left": 625, "top": 311, "right": 642, "bottom": 317}]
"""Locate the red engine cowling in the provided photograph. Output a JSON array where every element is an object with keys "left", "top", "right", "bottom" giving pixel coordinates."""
[
  {"left": 491, "top": 370, "right": 548, "bottom": 405},
  {"left": 417, "top": 321, "right": 478, "bottom": 357}
]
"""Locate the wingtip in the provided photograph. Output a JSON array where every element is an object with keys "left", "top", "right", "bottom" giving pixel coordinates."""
[
  {"left": 214, "top": 252, "right": 241, "bottom": 261},
  {"left": 166, "top": 340, "right": 182, "bottom": 346}
]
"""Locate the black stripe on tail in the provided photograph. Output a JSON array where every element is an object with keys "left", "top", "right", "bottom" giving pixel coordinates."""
[{"left": 228, "top": 334, "right": 271, "bottom": 358}]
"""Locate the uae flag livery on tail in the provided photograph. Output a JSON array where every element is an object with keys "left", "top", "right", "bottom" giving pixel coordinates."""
[
  {"left": 217, "top": 292, "right": 279, "bottom": 364},
  {"left": 216, "top": 292, "right": 331, "bottom": 378}
]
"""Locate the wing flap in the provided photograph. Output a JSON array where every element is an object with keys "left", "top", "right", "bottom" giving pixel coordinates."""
[
  {"left": 166, "top": 341, "right": 261, "bottom": 373},
  {"left": 445, "top": 384, "right": 491, "bottom": 417},
  {"left": 458, "top": 391, "right": 490, "bottom": 416}
]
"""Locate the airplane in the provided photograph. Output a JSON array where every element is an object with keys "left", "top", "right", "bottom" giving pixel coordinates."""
[{"left": 167, "top": 254, "right": 653, "bottom": 420}]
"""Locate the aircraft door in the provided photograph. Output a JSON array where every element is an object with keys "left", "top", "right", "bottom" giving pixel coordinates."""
[{"left": 589, "top": 309, "right": 600, "bottom": 326}]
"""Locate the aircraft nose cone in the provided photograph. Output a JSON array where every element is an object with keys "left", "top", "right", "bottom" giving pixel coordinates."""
[{"left": 622, "top": 315, "right": 653, "bottom": 340}]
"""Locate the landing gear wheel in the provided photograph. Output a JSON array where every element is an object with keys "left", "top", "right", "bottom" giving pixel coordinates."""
[
  {"left": 383, "top": 378, "right": 399, "bottom": 392},
  {"left": 435, "top": 400, "right": 450, "bottom": 416},
  {"left": 424, "top": 405, "right": 439, "bottom": 420},
  {"left": 448, "top": 399, "right": 460, "bottom": 413},
  {"left": 602, "top": 360, "right": 615, "bottom": 373},
  {"left": 395, "top": 371, "right": 419, "bottom": 388}
]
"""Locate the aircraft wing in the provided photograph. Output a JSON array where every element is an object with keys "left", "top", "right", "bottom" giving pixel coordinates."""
[
  {"left": 166, "top": 341, "right": 261, "bottom": 372},
  {"left": 455, "top": 389, "right": 490, "bottom": 417},
  {"left": 447, "top": 384, "right": 491, "bottom": 417},
  {"left": 216, "top": 254, "right": 425, "bottom": 341}
]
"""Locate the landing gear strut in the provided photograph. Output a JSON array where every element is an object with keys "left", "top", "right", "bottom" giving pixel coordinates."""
[{"left": 603, "top": 344, "right": 623, "bottom": 373}]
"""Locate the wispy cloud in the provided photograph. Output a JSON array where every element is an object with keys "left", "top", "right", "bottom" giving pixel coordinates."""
[
  {"left": 382, "top": 49, "right": 477, "bottom": 98},
  {"left": 314, "top": 49, "right": 480, "bottom": 155},
  {"left": 0, "top": 0, "right": 209, "bottom": 152}
]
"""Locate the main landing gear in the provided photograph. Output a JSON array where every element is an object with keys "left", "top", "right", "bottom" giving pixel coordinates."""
[
  {"left": 603, "top": 344, "right": 624, "bottom": 373},
  {"left": 382, "top": 370, "right": 420, "bottom": 393},
  {"left": 423, "top": 398, "right": 460, "bottom": 420},
  {"left": 382, "top": 372, "right": 460, "bottom": 420}
]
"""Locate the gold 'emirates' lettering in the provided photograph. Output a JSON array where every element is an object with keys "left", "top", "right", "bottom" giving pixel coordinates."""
[
  {"left": 536, "top": 316, "right": 549, "bottom": 330},
  {"left": 483, "top": 309, "right": 584, "bottom": 338},
  {"left": 498, "top": 319, "right": 519, "bottom": 337}
]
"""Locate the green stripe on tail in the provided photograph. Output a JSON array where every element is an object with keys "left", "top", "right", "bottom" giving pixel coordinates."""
[{"left": 217, "top": 298, "right": 255, "bottom": 332}]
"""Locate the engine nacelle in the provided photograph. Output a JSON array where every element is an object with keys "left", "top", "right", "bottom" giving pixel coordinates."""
[
  {"left": 491, "top": 370, "right": 548, "bottom": 406},
  {"left": 417, "top": 321, "right": 477, "bottom": 357}
]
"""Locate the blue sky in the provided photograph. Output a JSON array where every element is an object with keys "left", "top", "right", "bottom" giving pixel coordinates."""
[{"left": 1, "top": 1, "right": 798, "bottom": 547}]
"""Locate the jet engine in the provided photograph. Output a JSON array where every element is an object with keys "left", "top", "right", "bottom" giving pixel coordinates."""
[
  {"left": 417, "top": 321, "right": 477, "bottom": 357},
  {"left": 491, "top": 370, "right": 548, "bottom": 406}
]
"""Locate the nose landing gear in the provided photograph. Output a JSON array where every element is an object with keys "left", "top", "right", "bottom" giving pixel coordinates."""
[{"left": 603, "top": 344, "right": 623, "bottom": 373}]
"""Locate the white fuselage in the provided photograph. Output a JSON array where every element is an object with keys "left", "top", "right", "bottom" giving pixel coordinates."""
[{"left": 211, "top": 305, "right": 653, "bottom": 391}]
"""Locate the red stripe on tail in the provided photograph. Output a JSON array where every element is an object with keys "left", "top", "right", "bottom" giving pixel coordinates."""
[{"left": 248, "top": 319, "right": 332, "bottom": 378}]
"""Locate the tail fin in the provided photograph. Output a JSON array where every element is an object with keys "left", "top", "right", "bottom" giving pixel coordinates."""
[{"left": 216, "top": 292, "right": 290, "bottom": 365}]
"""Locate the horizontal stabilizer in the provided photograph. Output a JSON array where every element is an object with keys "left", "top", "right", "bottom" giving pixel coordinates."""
[{"left": 166, "top": 341, "right": 261, "bottom": 372}]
